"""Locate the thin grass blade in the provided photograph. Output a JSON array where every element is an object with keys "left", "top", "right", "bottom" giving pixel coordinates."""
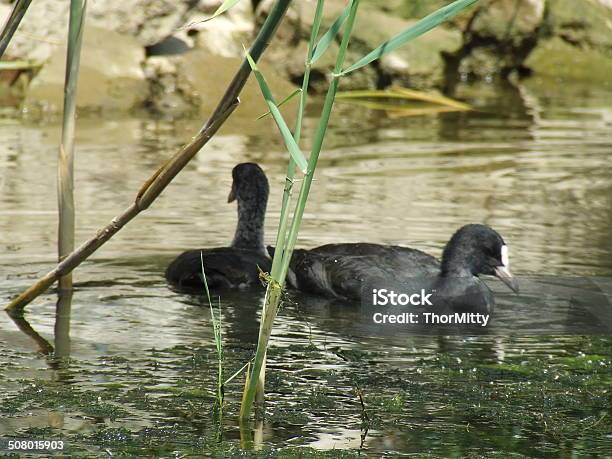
[
  {"left": 179, "top": 0, "right": 245, "bottom": 31},
  {"left": 0, "top": 0, "right": 33, "bottom": 59},
  {"left": 217, "top": 297, "right": 222, "bottom": 345},
  {"left": 341, "top": 0, "right": 479, "bottom": 75},
  {"left": 256, "top": 88, "right": 302, "bottom": 120},
  {"left": 205, "top": 0, "right": 244, "bottom": 23},
  {"left": 200, "top": 252, "right": 222, "bottom": 355},
  {"left": 241, "top": 360, "right": 251, "bottom": 408},
  {"left": 224, "top": 359, "right": 253, "bottom": 386},
  {"left": 310, "top": 1, "right": 350, "bottom": 63},
  {"left": 200, "top": 252, "right": 213, "bottom": 308},
  {"left": 244, "top": 49, "right": 309, "bottom": 174}
]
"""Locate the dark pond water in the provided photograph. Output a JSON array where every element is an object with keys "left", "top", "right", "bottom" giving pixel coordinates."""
[{"left": 0, "top": 79, "right": 611, "bottom": 457}]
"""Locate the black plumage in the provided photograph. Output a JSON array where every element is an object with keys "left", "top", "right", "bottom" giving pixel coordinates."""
[
  {"left": 281, "top": 224, "right": 518, "bottom": 313},
  {"left": 165, "top": 163, "right": 271, "bottom": 292}
]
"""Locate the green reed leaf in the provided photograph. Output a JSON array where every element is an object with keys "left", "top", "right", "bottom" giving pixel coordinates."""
[
  {"left": 310, "top": 2, "right": 350, "bottom": 63},
  {"left": 341, "top": 0, "right": 479, "bottom": 75},
  {"left": 244, "top": 49, "right": 309, "bottom": 174},
  {"left": 256, "top": 88, "right": 302, "bottom": 120},
  {"left": 204, "top": 0, "right": 244, "bottom": 23}
]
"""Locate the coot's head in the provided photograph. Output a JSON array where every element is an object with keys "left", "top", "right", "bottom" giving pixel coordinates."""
[
  {"left": 440, "top": 224, "right": 519, "bottom": 293},
  {"left": 227, "top": 162, "right": 269, "bottom": 205}
]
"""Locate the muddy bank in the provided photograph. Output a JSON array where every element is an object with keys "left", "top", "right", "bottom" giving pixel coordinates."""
[{"left": 1, "top": 0, "right": 610, "bottom": 117}]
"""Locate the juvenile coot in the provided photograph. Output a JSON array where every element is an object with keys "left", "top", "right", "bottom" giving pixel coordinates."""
[
  {"left": 165, "top": 163, "right": 271, "bottom": 292},
  {"left": 280, "top": 224, "right": 518, "bottom": 313}
]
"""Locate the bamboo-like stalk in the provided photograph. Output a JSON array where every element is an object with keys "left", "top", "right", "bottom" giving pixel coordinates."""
[
  {"left": 54, "top": 288, "right": 73, "bottom": 358},
  {"left": 4, "top": 0, "right": 292, "bottom": 314},
  {"left": 240, "top": 0, "right": 361, "bottom": 421},
  {"left": 278, "top": 0, "right": 360, "bottom": 284},
  {"left": 239, "top": 278, "right": 283, "bottom": 419},
  {"left": 58, "top": 0, "right": 87, "bottom": 291},
  {"left": 0, "top": 0, "right": 33, "bottom": 59},
  {"left": 270, "top": 0, "right": 326, "bottom": 280},
  {"left": 255, "top": 0, "right": 327, "bottom": 405}
]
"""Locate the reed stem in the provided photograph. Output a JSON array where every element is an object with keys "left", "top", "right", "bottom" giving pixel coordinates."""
[
  {"left": 239, "top": 279, "right": 283, "bottom": 419},
  {"left": 58, "top": 0, "right": 87, "bottom": 291},
  {"left": 240, "top": 0, "right": 361, "bottom": 421},
  {"left": 270, "top": 0, "right": 325, "bottom": 280},
  {"left": 257, "top": 0, "right": 326, "bottom": 404},
  {"left": 278, "top": 0, "right": 360, "bottom": 284},
  {"left": 0, "top": 0, "right": 33, "bottom": 59}
]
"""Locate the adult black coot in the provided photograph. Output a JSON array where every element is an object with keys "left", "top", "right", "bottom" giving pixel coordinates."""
[
  {"left": 165, "top": 163, "right": 272, "bottom": 292},
  {"left": 281, "top": 224, "right": 518, "bottom": 313}
]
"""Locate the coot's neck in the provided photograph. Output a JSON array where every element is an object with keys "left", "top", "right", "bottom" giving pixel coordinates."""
[
  {"left": 439, "top": 262, "right": 473, "bottom": 279},
  {"left": 439, "top": 237, "right": 475, "bottom": 279},
  {"left": 231, "top": 196, "right": 266, "bottom": 252},
  {"left": 436, "top": 263, "right": 474, "bottom": 295},
  {"left": 436, "top": 262, "right": 493, "bottom": 314}
]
